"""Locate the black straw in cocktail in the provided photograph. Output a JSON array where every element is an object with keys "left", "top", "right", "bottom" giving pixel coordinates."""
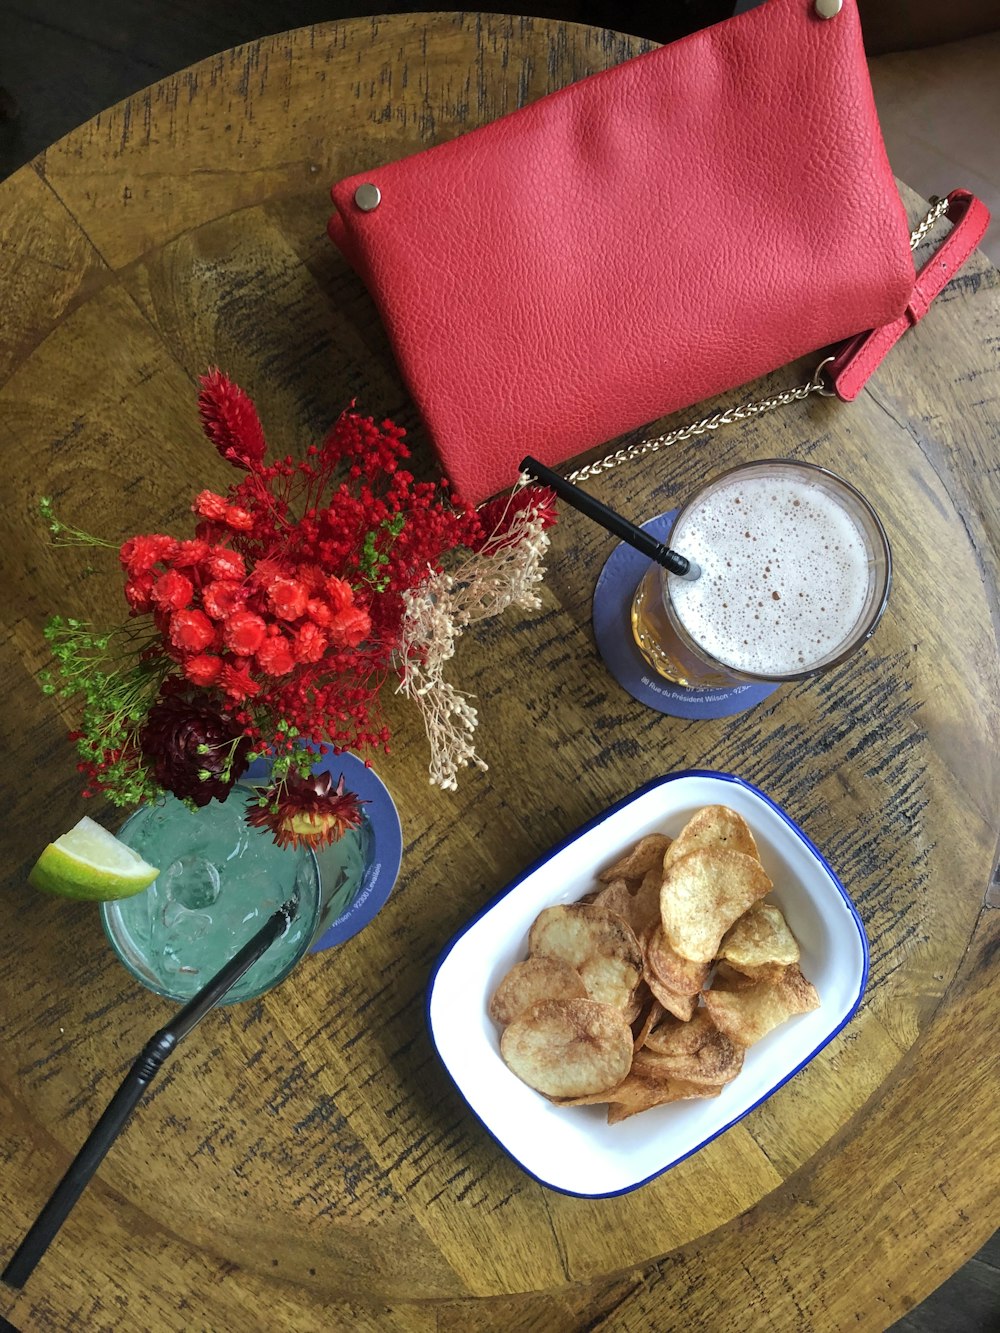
[
  {"left": 519, "top": 456, "right": 701, "bottom": 580},
  {"left": 1, "top": 898, "right": 298, "bottom": 1290}
]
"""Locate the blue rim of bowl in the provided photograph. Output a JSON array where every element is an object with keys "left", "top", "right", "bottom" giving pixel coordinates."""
[
  {"left": 243, "top": 747, "right": 403, "bottom": 951},
  {"left": 425, "top": 768, "right": 870, "bottom": 1198}
]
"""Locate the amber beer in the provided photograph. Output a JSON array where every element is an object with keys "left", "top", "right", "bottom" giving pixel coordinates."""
[{"left": 631, "top": 461, "right": 892, "bottom": 689}]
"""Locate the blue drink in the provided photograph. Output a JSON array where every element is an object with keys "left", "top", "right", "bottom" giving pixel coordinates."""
[{"left": 101, "top": 787, "right": 321, "bottom": 1003}]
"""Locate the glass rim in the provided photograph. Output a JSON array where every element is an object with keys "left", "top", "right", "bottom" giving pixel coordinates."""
[
  {"left": 662, "top": 458, "right": 893, "bottom": 683},
  {"left": 100, "top": 789, "right": 322, "bottom": 1004}
]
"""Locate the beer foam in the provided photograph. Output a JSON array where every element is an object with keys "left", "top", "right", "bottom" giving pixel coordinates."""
[{"left": 668, "top": 473, "right": 872, "bottom": 676}]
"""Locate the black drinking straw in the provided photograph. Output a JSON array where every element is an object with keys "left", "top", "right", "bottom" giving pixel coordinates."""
[
  {"left": 520, "top": 455, "right": 701, "bottom": 580},
  {"left": 1, "top": 898, "right": 298, "bottom": 1290}
]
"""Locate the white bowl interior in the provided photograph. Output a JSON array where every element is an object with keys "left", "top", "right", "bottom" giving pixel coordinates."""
[{"left": 427, "top": 772, "right": 868, "bottom": 1196}]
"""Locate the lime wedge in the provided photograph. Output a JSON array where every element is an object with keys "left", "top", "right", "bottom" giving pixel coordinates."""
[{"left": 28, "top": 816, "right": 159, "bottom": 901}]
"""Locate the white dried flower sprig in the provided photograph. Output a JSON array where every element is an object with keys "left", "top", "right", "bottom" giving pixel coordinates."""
[{"left": 397, "top": 485, "right": 552, "bottom": 790}]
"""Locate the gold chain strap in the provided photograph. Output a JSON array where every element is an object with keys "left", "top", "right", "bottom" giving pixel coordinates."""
[{"left": 567, "top": 197, "right": 949, "bottom": 483}]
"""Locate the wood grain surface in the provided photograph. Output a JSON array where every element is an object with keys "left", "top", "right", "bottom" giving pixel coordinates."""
[{"left": 1, "top": 13, "right": 998, "bottom": 1331}]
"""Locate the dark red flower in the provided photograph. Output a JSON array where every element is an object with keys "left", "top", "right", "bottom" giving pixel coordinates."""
[
  {"left": 246, "top": 769, "right": 366, "bottom": 849},
  {"left": 139, "top": 692, "right": 251, "bottom": 806}
]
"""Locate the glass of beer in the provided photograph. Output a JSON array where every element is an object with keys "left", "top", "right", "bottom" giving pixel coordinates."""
[{"left": 631, "top": 459, "right": 892, "bottom": 688}]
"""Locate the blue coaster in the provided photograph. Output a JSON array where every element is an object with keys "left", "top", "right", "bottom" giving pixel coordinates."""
[
  {"left": 244, "top": 748, "right": 402, "bottom": 952},
  {"left": 591, "top": 510, "right": 779, "bottom": 719}
]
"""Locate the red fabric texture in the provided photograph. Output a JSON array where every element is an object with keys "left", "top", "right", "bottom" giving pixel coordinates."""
[{"left": 329, "top": 0, "right": 914, "bottom": 503}]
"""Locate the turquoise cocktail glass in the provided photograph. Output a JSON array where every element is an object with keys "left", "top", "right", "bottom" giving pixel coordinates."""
[{"left": 100, "top": 786, "right": 321, "bottom": 1003}]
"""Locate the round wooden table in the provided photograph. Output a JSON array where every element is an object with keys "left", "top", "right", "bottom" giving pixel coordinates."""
[{"left": 1, "top": 14, "right": 998, "bottom": 1331}]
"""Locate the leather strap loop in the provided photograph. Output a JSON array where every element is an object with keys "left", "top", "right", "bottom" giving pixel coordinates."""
[{"left": 827, "top": 190, "right": 991, "bottom": 401}]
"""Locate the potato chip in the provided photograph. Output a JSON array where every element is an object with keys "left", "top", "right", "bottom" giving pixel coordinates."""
[
  {"left": 660, "top": 847, "right": 772, "bottom": 963},
  {"left": 720, "top": 902, "right": 800, "bottom": 971},
  {"left": 500, "top": 999, "right": 634, "bottom": 1098},
  {"left": 643, "top": 1007, "right": 717, "bottom": 1056},
  {"left": 703, "top": 963, "right": 820, "bottom": 1047},
  {"left": 591, "top": 879, "right": 636, "bottom": 923},
  {"left": 644, "top": 925, "right": 711, "bottom": 996},
  {"left": 606, "top": 1073, "right": 722, "bottom": 1123},
  {"left": 629, "top": 868, "right": 665, "bottom": 939},
  {"left": 663, "top": 805, "right": 760, "bottom": 871},
  {"left": 529, "top": 904, "right": 642, "bottom": 1012},
  {"left": 642, "top": 968, "right": 698, "bottom": 1022},
  {"left": 711, "top": 960, "right": 763, "bottom": 991},
  {"left": 631, "top": 993, "right": 664, "bottom": 1053},
  {"left": 599, "top": 833, "right": 672, "bottom": 884},
  {"left": 488, "top": 956, "right": 587, "bottom": 1026},
  {"left": 632, "top": 1026, "right": 744, "bottom": 1086}
]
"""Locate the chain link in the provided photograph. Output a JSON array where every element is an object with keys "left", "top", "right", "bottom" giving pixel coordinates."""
[{"left": 567, "top": 197, "right": 949, "bottom": 483}]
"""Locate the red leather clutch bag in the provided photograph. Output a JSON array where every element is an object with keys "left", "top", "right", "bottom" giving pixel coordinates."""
[{"left": 327, "top": 0, "right": 936, "bottom": 502}]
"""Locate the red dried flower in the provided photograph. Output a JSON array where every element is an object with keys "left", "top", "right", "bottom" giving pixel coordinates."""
[
  {"left": 150, "top": 569, "right": 194, "bottom": 612},
  {"left": 124, "top": 572, "right": 155, "bottom": 614},
  {"left": 324, "top": 576, "right": 354, "bottom": 612},
  {"left": 119, "top": 534, "right": 178, "bottom": 576},
  {"left": 169, "top": 609, "right": 215, "bottom": 653},
  {"left": 205, "top": 548, "right": 245, "bottom": 582},
  {"left": 294, "top": 622, "right": 327, "bottom": 663},
  {"left": 255, "top": 636, "right": 295, "bottom": 676},
  {"left": 202, "top": 580, "right": 245, "bottom": 620},
  {"left": 246, "top": 770, "right": 366, "bottom": 850},
  {"left": 267, "top": 577, "right": 308, "bottom": 621},
  {"left": 183, "top": 654, "right": 224, "bottom": 686},
  {"left": 223, "top": 610, "right": 267, "bottom": 655},
  {"left": 220, "top": 661, "right": 260, "bottom": 701},
  {"left": 329, "top": 604, "right": 371, "bottom": 648},
  {"left": 198, "top": 368, "right": 267, "bottom": 471},
  {"left": 192, "top": 490, "right": 230, "bottom": 522}
]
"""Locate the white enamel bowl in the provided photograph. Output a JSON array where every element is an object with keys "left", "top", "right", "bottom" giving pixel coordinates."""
[{"left": 426, "top": 770, "right": 868, "bottom": 1197}]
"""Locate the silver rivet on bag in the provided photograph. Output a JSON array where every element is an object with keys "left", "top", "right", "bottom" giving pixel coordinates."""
[
  {"left": 354, "top": 183, "right": 381, "bottom": 212},
  {"left": 814, "top": 0, "right": 842, "bottom": 17}
]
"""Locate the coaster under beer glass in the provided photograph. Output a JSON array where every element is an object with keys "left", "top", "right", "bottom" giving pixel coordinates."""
[{"left": 631, "top": 460, "right": 892, "bottom": 689}]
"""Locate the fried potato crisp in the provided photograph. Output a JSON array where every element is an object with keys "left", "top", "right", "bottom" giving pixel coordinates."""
[
  {"left": 642, "top": 966, "right": 698, "bottom": 1022},
  {"left": 719, "top": 902, "right": 800, "bottom": 972},
  {"left": 703, "top": 964, "right": 820, "bottom": 1047},
  {"left": 662, "top": 805, "right": 759, "bottom": 871},
  {"left": 488, "top": 956, "right": 587, "bottom": 1026},
  {"left": 660, "top": 848, "right": 772, "bottom": 963},
  {"left": 500, "top": 999, "right": 634, "bottom": 1099},
  {"left": 599, "top": 833, "right": 672, "bottom": 884},
  {"left": 591, "top": 879, "right": 636, "bottom": 923},
  {"left": 644, "top": 925, "right": 711, "bottom": 996},
  {"left": 606, "top": 1073, "right": 722, "bottom": 1123},
  {"left": 632, "top": 1026, "right": 744, "bottom": 1087},
  {"left": 529, "top": 904, "right": 642, "bottom": 1011}
]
